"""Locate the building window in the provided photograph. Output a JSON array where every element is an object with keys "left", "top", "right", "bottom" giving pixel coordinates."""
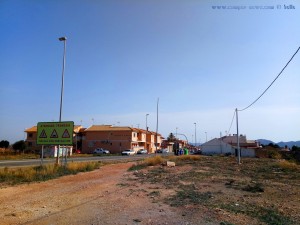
[
  {"left": 29, "top": 133, "right": 33, "bottom": 138},
  {"left": 28, "top": 142, "right": 32, "bottom": 147},
  {"left": 88, "top": 141, "right": 95, "bottom": 147}
]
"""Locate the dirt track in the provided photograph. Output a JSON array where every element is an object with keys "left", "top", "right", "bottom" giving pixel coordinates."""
[{"left": 0, "top": 162, "right": 188, "bottom": 225}]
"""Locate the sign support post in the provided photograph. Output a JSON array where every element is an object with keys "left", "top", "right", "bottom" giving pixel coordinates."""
[{"left": 40, "top": 145, "right": 44, "bottom": 166}]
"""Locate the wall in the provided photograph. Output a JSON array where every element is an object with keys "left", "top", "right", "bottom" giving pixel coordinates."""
[
  {"left": 201, "top": 139, "right": 233, "bottom": 155},
  {"left": 82, "top": 130, "right": 133, "bottom": 154}
]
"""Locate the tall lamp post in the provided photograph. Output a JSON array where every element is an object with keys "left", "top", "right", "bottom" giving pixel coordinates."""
[
  {"left": 194, "top": 123, "right": 197, "bottom": 147},
  {"left": 145, "top": 114, "right": 149, "bottom": 151},
  {"left": 146, "top": 114, "right": 149, "bottom": 130},
  {"left": 56, "top": 36, "right": 67, "bottom": 165},
  {"left": 192, "top": 134, "right": 194, "bottom": 146},
  {"left": 58, "top": 37, "right": 67, "bottom": 122}
]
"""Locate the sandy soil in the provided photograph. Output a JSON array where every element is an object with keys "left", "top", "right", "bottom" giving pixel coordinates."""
[
  {"left": 1, "top": 158, "right": 299, "bottom": 225},
  {"left": 0, "top": 162, "right": 189, "bottom": 225}
]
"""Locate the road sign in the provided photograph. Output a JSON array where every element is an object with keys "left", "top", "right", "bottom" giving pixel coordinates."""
[{"left": 37, "top": 121, "right": 74, "bottom": 145}]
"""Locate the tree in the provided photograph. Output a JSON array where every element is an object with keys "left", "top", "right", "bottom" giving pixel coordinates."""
[
  {"left": 268, "top": 143, "right": 280, "bottom": 149},
  {"left": 12, "top": 140, "right": 26, "bottom": 152},
  {"left": 0, "top": 140, "right": 9, "bottom": 148},
  {"left": 167, "top": 133, "right": 177, "bottom": 142}
]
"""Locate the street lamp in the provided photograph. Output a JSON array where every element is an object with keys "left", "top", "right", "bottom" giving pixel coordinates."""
[
  {"left": 146, "top": 114, "right": 149, "bottom": 130},
  {"left": 145, "top": 113, "right": 149, "bottom": 151},
  {"left": 58, "top": 37, "right": 66, "bottom": 122},
  {"left": 194, "top": 123, "right": 197, "bottom": 147},
  {"left": 57, "top": 36, "right": 67, "bottom": 165}
]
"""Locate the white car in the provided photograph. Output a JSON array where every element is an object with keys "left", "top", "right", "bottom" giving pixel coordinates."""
[
  {"left": 162, "top": 149, "right": 169, "bottom": 153},
  {"left": 121, "top": 149, "right": 135, "bottom": 155},
  {"left": 93, "top": 148, "right": 110, "bottom": 154},
  {"left": 137, "top": 149, "right": 148, "bottom": 154}
]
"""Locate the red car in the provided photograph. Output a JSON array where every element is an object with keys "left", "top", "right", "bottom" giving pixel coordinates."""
[{"left": 74, "top": 149, "right": 81, "bottom": 154}]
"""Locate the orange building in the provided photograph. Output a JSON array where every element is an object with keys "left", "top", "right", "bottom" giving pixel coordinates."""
[
  {"left": 25, "top": 125, "right": 163, "bottom": 154},
  {"left": 82, "top": 125, "right": 163, "bottom": 154}
]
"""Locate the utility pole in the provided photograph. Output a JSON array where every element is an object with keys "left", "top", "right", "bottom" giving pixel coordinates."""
[
  {"left": 145, "top": 114, "right": 149, "bottom": 150},
  {"left": 236, "top": 108, "right": 241, "bottom": 164},
  {"left": 155, "top": 98, "right": 159, "bottom": 153},
  {"left": 194, "top": 123, "right": 197, "bottom": 147}
]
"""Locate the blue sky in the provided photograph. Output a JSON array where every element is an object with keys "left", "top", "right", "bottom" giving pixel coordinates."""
[{"left": 0, "top": 0, "right": 299, "bottom": 144}]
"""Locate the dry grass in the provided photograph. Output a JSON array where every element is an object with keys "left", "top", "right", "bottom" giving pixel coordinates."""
[
  {"left": 167, "top": 154, "right": 202, "bottom": 162},
  {"left": 0, "top": 161, "right": 101, "bottom": 185},
  {"left": 277, "top": 160, "right": 299, "bottom": 171},
  {"left": 144, "top": 155, "right": 164, "bottom": 166},
  {"left": 0, "top": 154, "right": 39, "bottom": 160},
  {"left": 129, "top": 156, "right": 300, "bottom": 224},
  {"left": 129, "top": 154, "right": 202, "bottom": 171}
]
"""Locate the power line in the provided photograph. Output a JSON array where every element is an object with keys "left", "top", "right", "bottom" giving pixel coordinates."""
[
  {"left": 227, "top": 110, "right": 236, "bottom": 134},
  {"left": 239, "top": 46, "right": 300, "bottom": 112}
]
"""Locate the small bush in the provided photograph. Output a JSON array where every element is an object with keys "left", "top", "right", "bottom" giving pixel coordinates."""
[
  {"left": 174, "top": 155, "right": 201, "bottom": 161},
  {"left": 128, "top": 163, "right": 147, "bottom": 171},
  {"left": 148, "top": 190, "right": 160, "bottom": 197},
  {"left": 128, "top": 156, "right": 164, "bottom": 171},
  {"left": 144, "top": 156, "right": 164, "bottom": 166},
  {"left": 242, "top": 183, "right": 264, "bottom": 193},
  {"left": 268, "top": 150, "right": 282, "bottom": 159},
  {"left": 256, "top": 149, "right": 282, "bottom": 159},
  {"left": 277, "top": 160, "right": 298, "bottom": 171},
  {"left": 259, "top": 208, "right": 294, "bottom": 225}
]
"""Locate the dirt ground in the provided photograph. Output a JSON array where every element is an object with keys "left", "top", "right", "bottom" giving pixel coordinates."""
[
  {"left": 0, "top": 162, "right": 189, "bottom": 225},
  {"left": 0, "top": 157, "right": 299, "bottom": 225}
]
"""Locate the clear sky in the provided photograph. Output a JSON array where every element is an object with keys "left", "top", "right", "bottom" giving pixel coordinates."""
[{"left": 0, "top": 0, "right": 299, "bottom": 144}]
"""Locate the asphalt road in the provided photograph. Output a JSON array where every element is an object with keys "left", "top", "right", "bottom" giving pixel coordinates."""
[{"left": 0, "top": 154, "right": 156, "bottom": 168}]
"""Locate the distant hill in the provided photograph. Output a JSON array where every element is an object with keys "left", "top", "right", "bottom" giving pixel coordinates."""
[
  {"left": 257, "top": 139, "right": 300, "bottom": 148},
  {"left": 257, "top": 139, "right": 274, "bottom": 146}
]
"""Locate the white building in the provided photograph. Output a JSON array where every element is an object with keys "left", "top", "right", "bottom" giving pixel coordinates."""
[
  {"left": 201, "top": 136, "right": 256, "bottom": 157},
  {"left": 201, "top": 138, "right": 233, "bottom": 155}
]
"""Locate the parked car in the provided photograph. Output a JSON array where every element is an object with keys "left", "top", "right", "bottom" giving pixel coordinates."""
[
  {"left": 93, "top": 148, "right": 110, "bottom": 154},
  {"left": 156, "top": 149, "right": 168, "bottom": 153},
  {"left": 121, "top": 149, "right": 135, "bottom": 155},
  {"left": 162, "top": 149, "right": 169, "bottom": 153},
  {"left": 137, "top": 149, "right": 148, "bottom": 154},
  {"left": 191, "top": 149, "right": 202, "bottom": 155},
  {"left": 74, "top": 149, "right": 81, "bottom": 154}
]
